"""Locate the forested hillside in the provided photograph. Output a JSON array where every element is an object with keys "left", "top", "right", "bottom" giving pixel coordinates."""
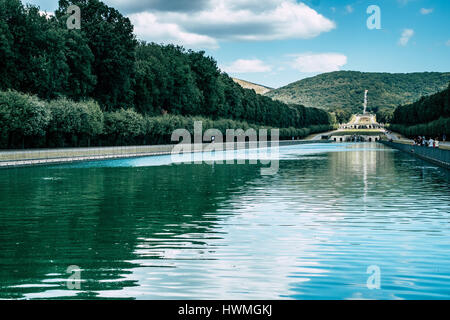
[
  {"left": 0, "top": 0, "right": 333, "bottom": 149},
  {"left": 389, "top": 84, "right": 450, "bottom": 138},
  {"left": 266, "top": 71, "right": 450, "bottom": 115}
]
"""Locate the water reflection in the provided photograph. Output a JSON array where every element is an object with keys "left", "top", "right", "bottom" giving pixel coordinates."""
[{"left": 0, "top": 143, "right": 449, "bottom": 299}]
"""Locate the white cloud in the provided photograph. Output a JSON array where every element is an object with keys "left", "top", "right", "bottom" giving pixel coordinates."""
[
  {"left": 128, "top": 0, "right": 335, "bottom": 48},
  {"left": 39, "top": 11, "right": 54, "bottom": 19},
  {"left": 420, "top": 8, "right": 433, "bottom": 15},
  {"left": 398, "top": 29, "right": 414, "bottom": 46},
  {"left": 345, "top": 5, "right": 354, "bottom": 14},
  {"left": 105, "top": 0, "right": 211, "bottom": 14},
  {"left": 290, "top": 53, "right": 347, "bottom": 73},
  {"left": 222, "top": 59, "right": 272, "bottom": 73},
  {"left": 131, "top": 12, "right": 218, "bottom": 49}
]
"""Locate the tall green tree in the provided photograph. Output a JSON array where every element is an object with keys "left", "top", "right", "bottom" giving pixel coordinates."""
[
  {"left": 57, "top": 0, "right": 137, "bottom": 110},
  {"left": 188, "top": 50, "right": 225, "bottom": 118},
  {"left": 0, "top": 0, "right": 96, "bottom": 100}
]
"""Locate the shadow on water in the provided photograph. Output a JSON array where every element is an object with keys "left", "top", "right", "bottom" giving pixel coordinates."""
[{"left": 0, "top": 163, "right": 262, "bottom": 299}]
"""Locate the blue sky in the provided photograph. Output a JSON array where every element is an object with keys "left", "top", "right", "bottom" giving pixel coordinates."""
[{"left": 28, "top": 0, "right": 450, "bottom": 88}]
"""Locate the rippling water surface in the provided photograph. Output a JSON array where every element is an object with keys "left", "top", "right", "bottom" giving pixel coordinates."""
[{"left": 0, "top": 143, "right": 449, "bottom": 299}]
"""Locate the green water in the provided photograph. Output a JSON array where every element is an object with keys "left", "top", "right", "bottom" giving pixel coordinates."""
[{"left": 0, "top": 143, "right": 449, "bottom": 299}]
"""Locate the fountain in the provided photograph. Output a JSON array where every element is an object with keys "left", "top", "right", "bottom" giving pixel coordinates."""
[{"left": 363, "top": 90, "right": 368, "bottom": 114}]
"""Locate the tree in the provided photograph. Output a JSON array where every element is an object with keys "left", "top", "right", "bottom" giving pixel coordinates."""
[
  {"left": 57, "top": 0, "right": 137, "bottom": 110},
  {"left": 80, "top": 100, "right": 103, "bottom": 146},
  {"left": 62, "top": 27, "right": 97, "bottom": 100},
  {"left": 0, "top": 0, "right": 96, "bottom": 101},
  {"left": 376, "top": 108, "right": 393, "bottom": 124},
  {"left": 392, "top": 84, "right": 449, "bottom": 126},
  {"left": 188, "top": 50, "right": 225, "bottom": 118},
  {"left": 333, "top": 108, "right": 352, "bottom": 124},
  {"left": 103, "top": 109, "right": 145, "bottom": 145},
  {"left": 47, "top": 98, "right": 103, "bottom": 147},
  {"left": 134, "top": 43, "right": 204, "bottom": 116},
  {"left": 0, "top": 0, "right": 336, "bottom": 150},
  {"left": 0, "top": 1, "right": 15, "bottom": 91},
  {"left": 0, "top": 90, "right": 51, "bottom": 148}
]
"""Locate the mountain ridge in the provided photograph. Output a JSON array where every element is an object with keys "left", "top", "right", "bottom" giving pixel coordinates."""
[{"left": 265, "top": 71, "right": 450, "bottom": 114}]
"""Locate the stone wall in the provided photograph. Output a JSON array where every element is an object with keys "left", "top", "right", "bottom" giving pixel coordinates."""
[{"left": 380, "top": 141, "right": 450, "bottom": 169}]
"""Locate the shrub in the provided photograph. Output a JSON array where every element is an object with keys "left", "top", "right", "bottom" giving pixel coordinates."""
[
  {"left": 47, "top": 98, "right": 104, "bottom": 147},
  {"left": 0, "top": 90, "right": 51, "bottom": 148},
  {"left": 103, "top": 109, "right": 146, "bottom": 145}
]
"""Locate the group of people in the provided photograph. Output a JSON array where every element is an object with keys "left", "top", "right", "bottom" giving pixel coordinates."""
[{"left": 413, "top": 136, "right": 440, "bottom": 148}]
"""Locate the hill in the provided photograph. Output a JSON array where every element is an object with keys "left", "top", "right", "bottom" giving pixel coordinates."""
[
  {"left": 266, "top": 71, "right": 450, "bottom": 114},
  {"left": 232, "top": 78, "right": 273, "bottom": 95}
]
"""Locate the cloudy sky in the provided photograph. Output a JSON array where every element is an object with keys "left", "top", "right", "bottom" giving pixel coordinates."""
[{"left": 29, "top": 0, "right": 450, "bottom": 88}]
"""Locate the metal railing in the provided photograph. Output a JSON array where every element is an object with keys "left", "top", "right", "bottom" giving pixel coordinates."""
[{"left": 0, "top": 145, "right": 175, "bottom": 167}]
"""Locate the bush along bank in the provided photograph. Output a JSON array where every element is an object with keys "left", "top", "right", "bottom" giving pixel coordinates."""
[{"left": 0, "top": 91, "right": 335, "bottom": 149}]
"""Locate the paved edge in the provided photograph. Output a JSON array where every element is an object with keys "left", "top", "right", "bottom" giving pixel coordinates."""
[{"left": 0, "top": 140, "right": 332, "bottom": 169}]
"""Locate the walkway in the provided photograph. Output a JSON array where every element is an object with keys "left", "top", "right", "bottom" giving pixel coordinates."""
[{"left": 385, "top": 131, "right": 450, "bottom": 149}]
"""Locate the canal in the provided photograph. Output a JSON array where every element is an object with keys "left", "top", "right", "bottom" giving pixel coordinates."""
[{"left": 0, "top": 143, "right": 449, "bottom": 299}]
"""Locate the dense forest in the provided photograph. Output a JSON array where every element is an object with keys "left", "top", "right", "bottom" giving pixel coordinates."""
[
  {"left": 389, "top": 84, "right": 450, "bottom": 138},
  {"left": 266, "top": 71, "right": 450, "bottom": 118},
  {"left": 0, "top": 0, "right": 333, "bottom": 149}
]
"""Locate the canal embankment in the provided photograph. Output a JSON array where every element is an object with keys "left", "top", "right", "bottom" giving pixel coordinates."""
[
  {"left": 380, "top": 140, "right": 450, "bottom": 169},
  {"left": 0, "top": 140, "right": 331, "bottom": 168}
]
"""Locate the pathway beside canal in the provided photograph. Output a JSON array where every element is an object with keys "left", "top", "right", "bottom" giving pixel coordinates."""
[{"left": 0, "top": 140, "right": 331, "bottom": 168}]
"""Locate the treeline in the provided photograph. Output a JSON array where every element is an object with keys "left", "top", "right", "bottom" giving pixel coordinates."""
[
  {"left": 375, "top": 108, "right": 393, "bottom": 124},
  {"left": 132, "top": 43, "right": 332, "bottom": 128},
  {"left": 333, "top": 109, "right": 352, "bottom": 124},
  {"left": 389, "top": 84, "right": 450, "bottom": 137},
  {"left": 0, "top": 91, "right": 332, "bottom": 149},
  {"left": 0, "top": 0, "right": 333, "bottom": 149},
  {"left": 389, "top": 118, "right": 450, "bottom": 138},
  {"left": 0, "top": 0, "right": 134, "bottom": 107}
]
